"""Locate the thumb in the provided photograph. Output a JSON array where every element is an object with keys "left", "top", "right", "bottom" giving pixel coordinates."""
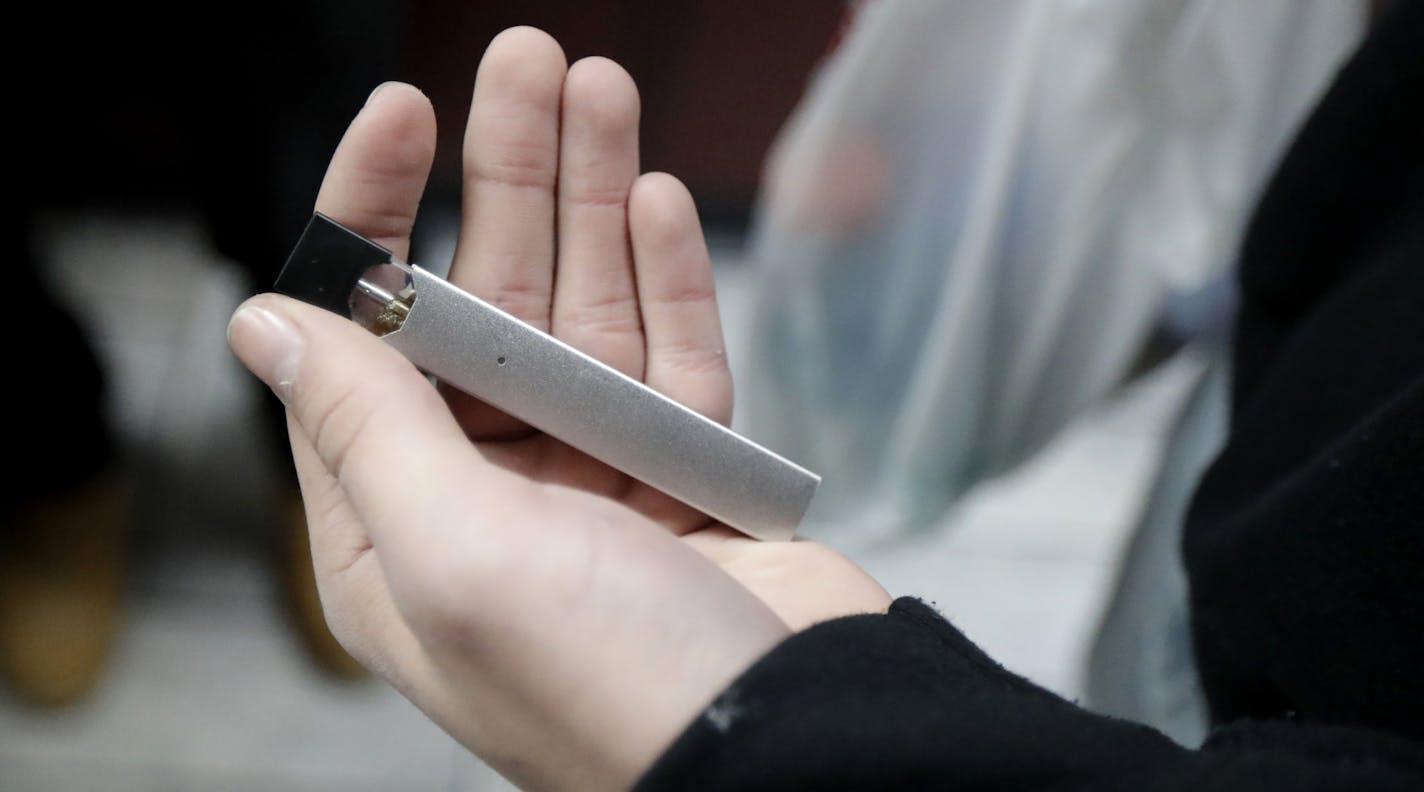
[{"left": 227, "top": 293, "right": 492, "bottom": 540}]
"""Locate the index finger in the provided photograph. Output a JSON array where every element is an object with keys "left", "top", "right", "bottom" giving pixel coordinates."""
[{"left": 314, "top": 82, "right": 437, "bottom": 261}]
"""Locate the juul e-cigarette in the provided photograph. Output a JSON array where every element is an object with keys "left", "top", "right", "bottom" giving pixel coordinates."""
[{"left": 274, "top": 213, "right": 818, "bottom": 541}]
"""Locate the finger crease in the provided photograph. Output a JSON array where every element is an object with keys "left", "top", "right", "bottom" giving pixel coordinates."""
[
  {"left": 309, "top": 387, "right": 381, "bottom": 487},
  {"left": 646, "top": 281, "right": 716, "bottom": 307},
  {"left": 470, "top": 161, "right": 558, "bottom": 191},
  {"left": 564, "top": 189, "right": 629, "bottom": 210},
  {"left": 650, "top": 342, "right": 728, "bottom": 375}
]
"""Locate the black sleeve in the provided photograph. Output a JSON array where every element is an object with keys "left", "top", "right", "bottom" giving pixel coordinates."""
[
  {"left": 1177, "top": 0, "right": 1424, "bottom": 740},
  {"left": 634, "top": 599, "right": 1424, "bottom": 791}
]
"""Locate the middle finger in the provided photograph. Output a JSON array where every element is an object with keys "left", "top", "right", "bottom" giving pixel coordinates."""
[
  {"left": 446, "top": 27, "right": 567, "bottom": 437},
  {"left": 449, "top": 27, "right": 567, "bottom": 329},
  {"left": 550, "top": 56, "right": 644, "bottom": 379}
]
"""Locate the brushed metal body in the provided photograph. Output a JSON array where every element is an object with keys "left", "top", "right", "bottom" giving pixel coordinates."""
[{"left": 385, "top": 266, "right": 818, "bottom": 541}]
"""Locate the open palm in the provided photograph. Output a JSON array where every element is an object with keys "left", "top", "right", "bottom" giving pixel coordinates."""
[{"left": 231, "top": 27, "right": 887, "bottom": 791}]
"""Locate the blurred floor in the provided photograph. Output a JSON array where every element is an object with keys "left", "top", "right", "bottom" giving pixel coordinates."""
[{"left": 0, "top": 212, "right": 1194, "bottom": 789}]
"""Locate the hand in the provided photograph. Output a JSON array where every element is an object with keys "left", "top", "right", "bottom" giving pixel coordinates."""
[{"left": 228, "top": 27, "right": 890, "bottom": 791}]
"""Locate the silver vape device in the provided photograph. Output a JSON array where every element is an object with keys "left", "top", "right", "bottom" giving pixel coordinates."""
[{"left": 275, "top": 213, "right": 818, "bottom": 541}]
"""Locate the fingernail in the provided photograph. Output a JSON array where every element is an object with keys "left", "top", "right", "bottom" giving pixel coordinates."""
[
  {"left": 365, "top": 81, "right": 400, "bottom": 106},
  {"left": 228, "top": 304, "right": 304, "bottom": 401}
]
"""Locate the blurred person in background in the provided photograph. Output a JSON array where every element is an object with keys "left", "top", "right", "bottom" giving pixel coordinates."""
[
  {"left": 229, "top": 0, "right": 1422, "bottom": 787},
  {"left": 738, "top": 0, "right": 1365, "bottom": 746},
  {"left": 743, "top": 0, "right": 1358, "bottom": 550},
  {"left": 2, "top": 1, "right": 402, "bottom": 704}
]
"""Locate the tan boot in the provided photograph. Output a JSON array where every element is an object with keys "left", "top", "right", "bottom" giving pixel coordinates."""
[
  {"left": 0, "top": 474, "right": 129, "bottom": 707},
  {"left": 277, "top": 494, "right": 367, "bottom": 679}
]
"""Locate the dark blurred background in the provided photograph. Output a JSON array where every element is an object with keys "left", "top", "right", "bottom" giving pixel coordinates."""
[{"left": 30, "top": 1, "right": 843, "bottom": 247}]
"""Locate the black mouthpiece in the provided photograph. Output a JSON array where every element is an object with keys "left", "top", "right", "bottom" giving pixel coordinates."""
[{"left": 274, "top": 213, "right": 395, "bottom": 317}]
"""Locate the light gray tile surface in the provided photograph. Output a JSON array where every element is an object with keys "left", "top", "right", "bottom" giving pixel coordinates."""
[{"left": 1, "top": 213, "right": 1190, "bottom": 790}]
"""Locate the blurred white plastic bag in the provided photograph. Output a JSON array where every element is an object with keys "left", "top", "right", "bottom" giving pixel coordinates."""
[{"left": 740, "top": 0, "right": 1360, "bottom": 547}]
